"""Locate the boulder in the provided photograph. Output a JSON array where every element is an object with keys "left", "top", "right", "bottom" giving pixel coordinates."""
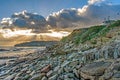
[
  {"left": 41, "top": 76, "right": 48, "bottom": 80},
  {"left": 113, "top": 72, "right": 120, "bottom": 78},
  {"left": 73, "top": 69, "right": 80, "bottom": 78},
  {"left": 30, "top": 73, "right": 46, "bottom": 80},
  {"left": 54, "top": 66, "right": 60, "bottom": 72},
  {"left": 41, "top": 64, "right": 51, "bottom": 73},
  {"left": 46, "top": 70, "right": 53, "bottom": 77},
  {"left": 80, "top": 61, "right": 111, "bottom": 79},
  {"left": 4, "top": 73, "right": 16, "bottom": 80},
  {"left": 48, "top": 74, "right": 58, "bottom": 80},
  {"left": 99, "top": 72, "right": 113, "bottom": 80}
]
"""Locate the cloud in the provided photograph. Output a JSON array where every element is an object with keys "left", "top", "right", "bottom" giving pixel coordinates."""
[
  {"left": 0, "top": 28, "right": 70, "bottom": 46},
  {"left": 0, "top": 0, "right": 120, "bottom": 46},
  {"left": 88, "top": 0, "right": 105, "bottom": 5},
  {"left": 1, "top": 18, "right": 13, "bottom": 26},
  {"left": 1, "top": 10, "right": 48, "bottom": 33},
  {"left": 1, "top": 0, "right": 120, "bottom": 31},
  {"left": 46, "top": 8, "right": 86, "bottom": 28},
  {"left": 46, "top": 0, "right": 120, "bottom": 29}
]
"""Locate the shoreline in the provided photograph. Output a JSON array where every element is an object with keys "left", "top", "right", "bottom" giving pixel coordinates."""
[{"left": 0, "top": 47, "right": 46, "bottom": 66}]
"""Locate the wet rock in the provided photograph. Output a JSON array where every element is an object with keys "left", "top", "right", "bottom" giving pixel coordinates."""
[
  {"left": 48, "top": 74, "right": 58, "bottom": 80},
  {"left": 4, "top": 73, "right": 16, "bottom": 80},
  {"left": 41, "top": 76, "right": 47, "bottom": 80},
  {"left": 61, "top": 61, "right": 70, "bottom": 67},
  {"left": 76, "top": 65, "right": 82, "bottom": 69},
  {"left": 64, "top": 77, "right": 74, "bottom": 80},
  {"left": 23, "top": 75, "right": 31, "bottom": 80},
  {"left": 41, "top": 64, "right": 51, "bottom": 73},
  {"left": 110, "top": 78, "right": 120, "bottom": 80},
  {"left": 81, "top": 61, "right": 111, "bottom": 76},
  {"left": 57, "top": 75, "right": 64, "bottom": 80},
  {"left": 58, "top": 67, "right": 64, "bottom": 74},
  {"left": 0, "top": 70, "right": 10, "bottom": 76},
  {"left": 64, "top": 66, "right": 72, "bottom": 72},
  {"left": 30, "top": 74, "right": 41, "bottom": 80},
  {"left": 99, "top": 72, "right": 113, "bottom": 80},
  {"left": 80, "top": 61, "right": 111, "bottom": 79},
  {"left": 113, "top": 72, "right": 120, "bottom": 78},
  {"left": 73, "top": 69, "right": 80, "bottom": 78},
  {"left": 26, "top": 70, "right": 31, "bottom": 74},
  {"left": 21, "top": 67, "right": 28, "bottom": 72},
  {"left": 11, "top": 66, "right": 19, "bottom": 72},
  {"left": 64, "top": 73, "right": 75, "bottom": 78},
  {"left": 68, "top": 53, "right": 78, "bottom": 59},
  {"left": 15, "top": 72, "right": 22, "bottom": 77},
  {"left": 30, "top": 73, "right": 45, "bottom": 80},
  {"left": 53, "top": 66, "right": 60, "bottom": 72},
  {"left": 69, "top": 60, "right": 79, "bottom": 67},
  {"left": 112, "top": 63, "right": 120, "bottom": 71},
  {"left": 80, "top": 72, "right": 95, "bottom": 80},
  {"left": 14, "top": 57, "right": 28, "bottom": 64},
  {"left": 13, "top": 77, "right": 21, "bottom": 80},
  {"left": 46, "top": 70, "right": 53, "bottom": 77},
  {"left": 30, "top": 70, "right": 35, "bottom": 76}
]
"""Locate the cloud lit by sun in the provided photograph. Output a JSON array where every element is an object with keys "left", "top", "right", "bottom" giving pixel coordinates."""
[
  {"left": 40, "top": 30, "right": 70, "bottom": 38},
  {"left": 0, "top": 29, "right": 70, "bottom": 39},
  {"left": 0, "top": 29, "right": 35, "bottom": 38}
]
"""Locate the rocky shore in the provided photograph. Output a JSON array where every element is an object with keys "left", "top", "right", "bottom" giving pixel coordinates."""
[
  {"left": 0, "top": 20, "right": 120, "bottom": 80},
  {"left": 0, "top": 38, "right": 120, "bottom": 80}
]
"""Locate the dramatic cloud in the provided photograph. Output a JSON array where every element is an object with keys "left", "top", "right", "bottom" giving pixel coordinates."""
[
  {"left": 0, "top": 0, "right": 120, "bottom": 46},
  {"left": 46, "top": 0, "right": 120, "bottom": 28},
  {"left": 1, "top": 10, "right": 48, "bottom": 33},
  {"left": 1, "top": 0, "right": 120, "bottom": 31},
  {"left": 0, "top": 29, "right": 70, "bottom": 46}
]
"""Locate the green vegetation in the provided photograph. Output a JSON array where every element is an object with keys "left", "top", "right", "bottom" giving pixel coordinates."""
[{"left": 61, "top": 20, "right": 120, "bottom": 44}]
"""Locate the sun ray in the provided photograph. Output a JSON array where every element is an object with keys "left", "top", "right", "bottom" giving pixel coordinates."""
[{"left": 0, "top": 29, "right": 70, "bottom": 39}]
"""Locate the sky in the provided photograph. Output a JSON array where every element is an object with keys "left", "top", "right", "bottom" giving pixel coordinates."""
[
  {"left": 0, "top": 0, "right": 120, "bottom": 20},
  {"left": 0, "top": 0, "right": 120, "bottom": 46},
  {"left": 0, "top": 0, "right": 87, "bottom": 19}
]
